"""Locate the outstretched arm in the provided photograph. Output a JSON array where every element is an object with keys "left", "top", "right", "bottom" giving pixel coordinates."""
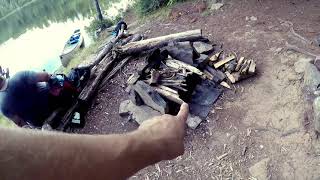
[{"left": 0, "top": 103, "right": 189, "bottom": 180}]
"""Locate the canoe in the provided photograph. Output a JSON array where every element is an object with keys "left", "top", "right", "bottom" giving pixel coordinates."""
[{"left": 60, "top": 29, "right": 85, "bottom": 67}]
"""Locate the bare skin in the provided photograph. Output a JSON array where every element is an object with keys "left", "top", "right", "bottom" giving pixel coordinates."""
[{"left": 0, "top": 103, "right": 189, "bottom": 180}]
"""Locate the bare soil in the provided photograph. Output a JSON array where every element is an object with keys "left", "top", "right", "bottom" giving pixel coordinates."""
[{"left": 77, "top": 0, "right": 320, "bottom": 179}]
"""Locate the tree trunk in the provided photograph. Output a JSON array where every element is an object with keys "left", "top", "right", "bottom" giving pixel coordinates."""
[
  {"left": 117, "top": 29, "right": 203, "bottom": 55},
  {"left": 93, "top": 0, "right": 106, "bottom": 29}
]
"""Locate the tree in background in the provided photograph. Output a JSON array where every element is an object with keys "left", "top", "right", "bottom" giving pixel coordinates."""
[{"left": 93, "top": 0, "right": 106, "bottom": 29}]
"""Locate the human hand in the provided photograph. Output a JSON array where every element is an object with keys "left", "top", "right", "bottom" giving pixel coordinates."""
[{"left": 138, "top": 103, "right": 189, "bottom": 161}]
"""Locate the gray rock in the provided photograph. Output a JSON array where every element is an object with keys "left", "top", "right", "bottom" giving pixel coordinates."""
[
  {"left": 166, "top": 41, "right": 194, "bottom": 65},
  {"left": 193, "top": 41, "right": 214, "bottom": 54},
  {"left": 294, "top": 59, "right": 310, "bottom": 73},
  {"left": 313, "top": 97, "right": 320, "bottom": 133},
  {"left": 314, "top": 56, "right": 320, "bottom": 71},
  {"left": 304, "top": 63, "right": 320, "bottom": 91},
  {"left": 195, "top": 54, "right": 209, "bottom": 64},
  {"left": 119, "top": 100, "right": 161, "bottom": 124},
  {"left": 316, "top": 35, "right": 320, "bottom": 47},
  {"left": 210, "top": 3, "right": 224, "bottom": 11},
  {"left": 186, "top": 115, "right": 203, "bottom": 129},
  {"left": 129, "top": 89, "right": 144, "bottom": 106},
  {"left": 249, "top": 158, "right": 271, "bottom": 180}
]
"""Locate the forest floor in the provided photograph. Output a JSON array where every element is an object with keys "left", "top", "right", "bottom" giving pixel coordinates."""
[{"left": 76, "top": 0, "right": 320, "bottom": 179}]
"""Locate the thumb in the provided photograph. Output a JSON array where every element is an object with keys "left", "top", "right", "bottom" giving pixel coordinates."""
[{"left": 177, "top": 103, "right": 189, "bottom": 123}]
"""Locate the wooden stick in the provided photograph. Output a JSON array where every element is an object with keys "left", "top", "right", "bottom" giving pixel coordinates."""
[
  {"left": 154, "top": 87, "right": 184, "bottom": 105},
  {"left": 225, "top": 71, "right": 236, "bottom": 84},
  {"left": 214, "top": 54, "right": 236, "bottom": 68},
  {"left": 235, "top": 57, "right": 245, "bottom": 71},
  {"left": 166, "top": 59, "right": 204, "bottom": 76},
  {"left": 156, "top": 85, "right": 179, "bottom": 94}
]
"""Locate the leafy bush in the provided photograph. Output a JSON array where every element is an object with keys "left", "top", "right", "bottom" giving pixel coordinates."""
[
  {"left": 134, "top": 0, "right": 183, "bottom": 15},
  {"left": 85, "top": 18, "right": 114, "bottom": 35}
]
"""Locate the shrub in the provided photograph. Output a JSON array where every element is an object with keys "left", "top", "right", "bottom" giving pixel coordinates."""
[
  {"left": 134, "top": 0, "right": 183, "bottom": 15},
  {"left": 85, "top": 18, "right": 114, "bottom": 35}
]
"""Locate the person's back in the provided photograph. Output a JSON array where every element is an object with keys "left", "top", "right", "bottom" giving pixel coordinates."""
[{"left": 0, "top": 71, "right": 50, "bottom": 127}]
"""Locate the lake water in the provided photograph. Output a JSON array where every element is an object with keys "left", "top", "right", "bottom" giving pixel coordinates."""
[{"left": 0, "top": 0, "right": 133, "bottom": 75}]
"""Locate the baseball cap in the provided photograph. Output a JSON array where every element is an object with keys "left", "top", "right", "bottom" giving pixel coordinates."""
[{"left": 0, "top": 76, "right": 8, "bottom": 91}]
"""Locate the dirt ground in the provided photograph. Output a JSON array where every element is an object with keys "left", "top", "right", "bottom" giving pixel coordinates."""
[{"left": 76, "top": 0, "right": 320, "bottom": 179}]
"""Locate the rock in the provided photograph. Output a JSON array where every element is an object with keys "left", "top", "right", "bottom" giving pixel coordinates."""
[
  {"left": 119, "top": 100, "right": 161, "bottom": 124},
  {"left": 249, "top": 158, "right": 271, "bottom": 180},
  {"left": 193, "top": 41, "right": 214, "bottom": 54},
  {"left": 314, "top": 56, "right": 320, "bottom": 71},
  {"left": 210, "top": 3, "right": 224, "bottom": 11},
  {"left": 316, "top": 35, "right": 320, "bottom": 47},
  {"left": 303, "top": 63, "right": 320, "bottom": 92},
  {"left": 313, "top": 97, "right": 320, "bottom": 133},
  {"left": 195, "top": 54, "right": 209, "bottom": 64},
  {"left": 166, "top": 41, "right": 195, "bottom": 65},
  {"left": 119, "top": 100, "right": 131, "bottom": 117},
  {"left": 133, "top": 81, "right": 168, "bottom": 114},
  {"left": 186, "top": 115, "right": 203, "bottom": 129},
  {"left": 294, "top": 58, "right": 312, "bottom": 73},
  {"left": 250, "top": 16, "right": 258, "bottom": 21},
  {"left": 129, "top": 89, "right": 144, "bottom": 106}
]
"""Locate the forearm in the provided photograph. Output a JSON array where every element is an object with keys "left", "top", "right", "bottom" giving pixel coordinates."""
[{"left": 0, "top": 127, "right": 162, "bottom": 180}]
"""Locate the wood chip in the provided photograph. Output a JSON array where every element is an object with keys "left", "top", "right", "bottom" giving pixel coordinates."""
[
  {"left": 248, "top": 60, "right": 256, "bottom": 74},
  {"left": 214, "top": 54, "right": 236, "bottom": 68},
  {"left": 241, "top": 60, "right": 251, "bottom": 74},
  {"left": 225, "top": 71, "right": 236, "bottom": 84},
  {"left": 217, "top": 153, "right": 229, "bottom": 160},
  {"left": 220, "top": 81, "right": 231, "bottom": 89},
  {"left": 209, "top": 51, "right": 222, "bottom": 62}
]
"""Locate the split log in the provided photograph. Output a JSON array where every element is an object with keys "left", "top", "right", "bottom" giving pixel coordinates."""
[
  {"left": 156, "top": 85, "right": 179, "bottom": 94},
  {"left": 241, "top": 60, "right": 251, "bottom": 74},
  {"left": 225, "top": 71, "right": 236, "bottom": 84},
  {"left": 208, "top": 51, "right": 222, "bottom": 66},
  {"left": 220, "top": 81, "right": 231, "bottom": 89},
  {"left": 235, "top": 57, "right": 245, "bottom": 71},
  {"left": 204, "top": 70, "right": 214, "bottom": 81},
  {"left": 166, "top": 59, "right": 204, "bottom": 76},
  {"left": 117, "top": 29, "right": 203, "bottom": 55},
  {"left": 214, "top": 54, "right": 236, "bottom": 68},
  {"left": 132, "top": 81, "right": 168, "bottom": 114},
  {"left": 127, "top": 72, "right": 140, "bottom": 85},
  {"left": 154, "top": 87, "right": 184, "bottom": 105},
  {"left": 248, "top": 60, "right": 256, "bottom": 74}
]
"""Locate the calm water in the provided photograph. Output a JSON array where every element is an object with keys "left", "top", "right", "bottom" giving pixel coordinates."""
[{"left": 0, "top": 0, "right": 133, "bottom": 74}]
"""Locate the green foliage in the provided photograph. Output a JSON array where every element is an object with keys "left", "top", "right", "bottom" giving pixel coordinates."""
[
  {"left": 0, "top": 114, "right": 14, "bottom": 127},
  {"left": 134, "top": 0, "right": 184, "bottom": 15},
  {"left": 0, "top": 0, "right": 33, "bottom": 18},
  {"left": 85, "top": 18, "right": 114, "bottom": 35}
]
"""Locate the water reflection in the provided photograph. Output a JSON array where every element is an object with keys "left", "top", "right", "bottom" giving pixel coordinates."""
[{"left": 0, "top": 0, "right": 132, "bottom": 74}]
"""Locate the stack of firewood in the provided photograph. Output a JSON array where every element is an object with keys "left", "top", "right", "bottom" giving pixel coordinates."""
[{"left": 124, "top": 39, "right": 257, "bottom": 116}]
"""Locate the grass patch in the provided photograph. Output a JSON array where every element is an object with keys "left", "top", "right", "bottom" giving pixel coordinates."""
[{"left": 0, "top": 115, "right": 15, "bottom": 127}]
